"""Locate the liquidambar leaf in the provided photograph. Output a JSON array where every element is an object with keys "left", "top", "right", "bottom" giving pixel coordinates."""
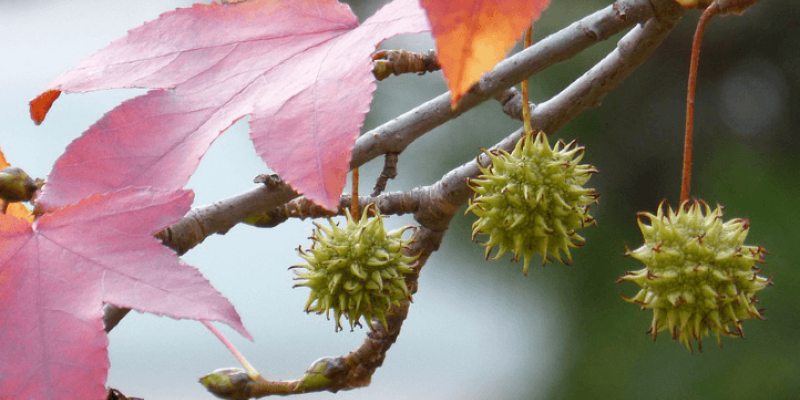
[
  {"left": 419, "top": 0, "right": 551, "bottom": 106},
  {"left": 0, "top": 188, "right": 249, "bottom": 399},
  {"left": 30, "top": 0, "right": 430, "bottom": 210}
]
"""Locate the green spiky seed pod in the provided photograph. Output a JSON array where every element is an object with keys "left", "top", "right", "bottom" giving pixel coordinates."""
[
  {"left": 292, "top": 205, "right": 417, "bottom": 332},
  {"left": 466, "top": 131, "right": 599, "bottom": 275},
  {"left": 618, "top": 200, "right": 771, "bottom": 352}
]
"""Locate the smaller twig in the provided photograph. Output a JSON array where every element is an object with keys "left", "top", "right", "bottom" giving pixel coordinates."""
[
  {"left": 244, "top": 189, "right": 424, "bottom": 230},
  {"left": 201, "top": 299, "right": 412, "bottom": 398},
  {"left": 372, "top": 50, "right": 440, "bottom": 81},
  {"left": 339, "top": 192, "right": 421, "bottom": 219},
  {"left": 156, "top": 174, "right": 298, "bottom": 255},
  {"left": 201, "top": 226, "right": 445, "bottom": 399},
  {"left": 351, "top": 168, "right": 359, "bottom": 218},
  {"left": 350, "top": 0, "right": 682, "bottom": 171},
  {"left": 681, "top": 2, "right": 719, "bottom": 203},
  {"left": 103, "top": 306, "right": 131, "bottom": 333},
  {"left": 105, "top": 388, "right": 143, "bottom": 400},
  {"left": 371, "top": 153, "right": 399, "bottom": 196},
  {"left": 494, "top": 87, "right": 536, "bottom": 123},
  {"left": 252, "top": 173, "right": 283, "bottom": 189},
  {"left": 245, "top": 197, "right": 340, "bottom": 228}
]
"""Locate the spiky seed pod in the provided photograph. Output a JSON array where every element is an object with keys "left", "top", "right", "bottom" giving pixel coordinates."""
[
  {"left": 291, "top": 205, "right": 417, "bottom": 332},
  {"left": 618, "top": 200, "right": 772, "bottom": 352},
  {"left": 466, "top": 131, "right": 599, "bottom": 275}
]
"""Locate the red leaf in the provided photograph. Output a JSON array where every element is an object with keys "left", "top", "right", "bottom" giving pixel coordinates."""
[
  {"left": 31, "top": 0, "right": 430, "bottom": 210},
  {"left": 29, "top": 90, "right": 61, "bottom": 126},
  {"left": 0, "top": 188, "right": 249, "bottom": 399},
  {"left": 419, "top": 0, "right": 551, "bottom": 105}
]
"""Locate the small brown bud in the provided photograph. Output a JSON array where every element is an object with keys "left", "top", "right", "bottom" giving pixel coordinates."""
[{"left": 0, "top": 167, "right": 38, "bottom": 203}]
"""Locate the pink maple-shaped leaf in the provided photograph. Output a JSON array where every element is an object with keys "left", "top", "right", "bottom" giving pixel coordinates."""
[
  {"left": 0, "top": 188, "right": 249, "bottom": 399},
  {"left": 30, "top": 0, "right": 430, "bottom": 211}
]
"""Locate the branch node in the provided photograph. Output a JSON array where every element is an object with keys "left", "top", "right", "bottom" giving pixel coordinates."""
[
  {"left": 371, "top": 152, "right": 399, "bottom": 196},
  {"left": 253, "top": 173, "right": 284, "bottom": 190},
  {"left": 495, "top": 87, "right": 536, "bottom": 123},
  {"left": 372, "top": 50, "right": 440, "bottom": 81}
]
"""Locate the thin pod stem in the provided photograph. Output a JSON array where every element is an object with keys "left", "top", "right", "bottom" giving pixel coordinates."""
[
  {"left": 351, "top": 168, "right": 359, "bottom": 218},
  {"left": 682, "top": 2, "right": 720, "bottom": 203},
  {"left": 202, "top": 320, "right": 259, "bottom": 379},
  {"left": 522, "top": 25, "right": 534, "bottom": 135}
]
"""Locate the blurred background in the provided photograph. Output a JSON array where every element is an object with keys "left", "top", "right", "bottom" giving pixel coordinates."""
[{"left": 1, "top": 0, "right": 798, "bottom": 398}]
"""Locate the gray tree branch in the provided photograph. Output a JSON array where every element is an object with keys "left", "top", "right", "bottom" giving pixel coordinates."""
[
  {"left": 124, "top": 0, "right": 683, "bottom": 266},
  {"left": 103, "top": 0, "right": 686, "bottom": 396},
  {"left": 349, "top": 0, "right": 679, "bottom": 169},
  {"left": 196, "top": 6, "right": 686, "bottom": 394}
]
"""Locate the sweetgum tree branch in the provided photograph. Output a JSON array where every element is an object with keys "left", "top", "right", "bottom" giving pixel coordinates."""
[
  {"left": 102, "top": 0, "right": 685, "bottom": 396},
  {"left": 104, "top": 0, "right": 683, "bottom": 335},
  {"left": 205, "top": 11, "right": 685, "bottom": 394},
  {"left": 197, "top": 8, "right": 685, "bottom": 400},
  {"left": 201, "top": 227, "right": 444, "bottom": 398},
  {"left": 122, "top": 0, "right": 682, "bottom": 264},
  {"left": 182, "top": 0, "right": 685, "bottom": 245},
  {"left": 156, "top": 175, "right": 298, "bottom": 256},
  {"left": 349, "top": 0, "right": 680, "bottom": 169}
]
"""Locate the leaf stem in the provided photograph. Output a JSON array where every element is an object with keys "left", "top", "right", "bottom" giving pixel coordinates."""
[
  {"left": 522, "top": 25, "right": 534, "bottom": 135},
  {"left": 202, "top": 320, "right": 260, "bottom": 379},
  {"left": 682, "top": 2, "right": 719, "bottom": 203},
  {"left": 351, "top": 168, "right": 359, "bottom": 218}
]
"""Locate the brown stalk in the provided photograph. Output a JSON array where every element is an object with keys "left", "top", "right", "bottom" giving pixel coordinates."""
[{"left": 681, "top": 2, "right": 720, "bottom": 203}]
